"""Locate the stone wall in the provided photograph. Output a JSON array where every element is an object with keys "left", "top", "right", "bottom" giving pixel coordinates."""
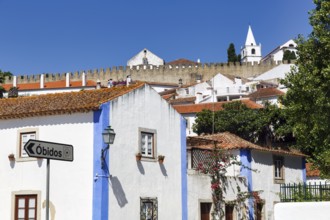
[{"left": 3, "top": 61, "right": 293, "bottom": 86}]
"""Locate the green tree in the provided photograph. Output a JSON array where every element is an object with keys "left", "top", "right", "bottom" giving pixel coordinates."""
[
  {"left": 227, "top": 43, "right": 240, "bottom": 62},
  {"left": 281, "top": 0, "right": 330, "bottom": 178},
  {"left": 193, "top": 101, "right": 293, "bottom": 145},
  {"left": 0, "top": 69, "right": 13, "bottom": 83},
  {"left": 282, "top": 50, "right": 297, "bottom": 61}
]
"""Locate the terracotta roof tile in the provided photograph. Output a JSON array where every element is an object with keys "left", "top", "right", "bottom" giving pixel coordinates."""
[
  {"left": 2, "top": 80, "right": 96, "bottom": 91},
  {"left": 306, "top": 163, "right": 320, "bottom": 177},
  {"left": 0, "top": 82, "right": 145, "bottom": 120},
  {"left": 248, "top": 88, "right": 284, "bottom": 99},
  {"left": 167, "top": 58, "right": 198, "bottom": 65},
  {"left": 173, "top": 99, "right": 263, "bottom": 114},
  {"left": 168, "top": 96, "right": 196, "bottom": 105},
  {"left": 187, "top": 132, "right": 305, "bottom": 157}
]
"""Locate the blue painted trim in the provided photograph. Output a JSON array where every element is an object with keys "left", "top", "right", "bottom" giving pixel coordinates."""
[
  {"left": 240, "top": 149, "right": 254, "bottom": 220},
  {"left": 302, "top": 157, "right": 306, "bottom": 183},
  {"left": 92, "top": 102, "right": 110, "bottom": 220},
  {"left": 180, "top": 117, "right": 188, "bottom": 220}
]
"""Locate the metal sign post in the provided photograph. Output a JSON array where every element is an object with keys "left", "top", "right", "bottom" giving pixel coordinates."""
[{"left": 24, "top": 140, "right": 74, "bottom": 220}]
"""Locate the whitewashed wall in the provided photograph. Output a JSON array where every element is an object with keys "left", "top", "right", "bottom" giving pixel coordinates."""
[
  {"left": 127, "top": 49, "right": 164, "bottom": 66},
  {"left": 274, "top": 202, "right": 330, "bottom": 220},
  {"left": 251, "top": 150, "right": 304, "bottom": 220},
  {"left": 109, "top": 84, "right": 184, "bottom": 219},
  {"left": 0, "top": 113, "right": 94, "bottom": 220}
]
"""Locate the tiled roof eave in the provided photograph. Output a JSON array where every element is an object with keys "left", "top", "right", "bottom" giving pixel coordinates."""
[{"left": 0, "top": 106, "right": 98, "bottom": 120}]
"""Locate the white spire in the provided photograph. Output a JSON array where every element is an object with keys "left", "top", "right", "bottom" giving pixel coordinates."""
[{"left": 245, "top": 25, "right": 257, "bottom": 46}]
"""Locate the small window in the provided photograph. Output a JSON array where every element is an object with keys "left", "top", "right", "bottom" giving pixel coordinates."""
[
  {"left": 274, "top": 156, "right": 284, "bottom": 183},
  {"left": 140, "top": 197, "right": 157, "bottom": 220},
  {"left": 139, "top": 128, "right": 157, "bottom": 160},
  {"left": 142, "top": 57, "right": 148, "bottom": 65},
  {"left": 20, "top": 132, "right": 36, "bottom": 158},
  {"left": 251, "top": 49, "right": 256, "bottom": 54},
  {"left": 15, "top": 194, "right": 37, "bottom": 220}
]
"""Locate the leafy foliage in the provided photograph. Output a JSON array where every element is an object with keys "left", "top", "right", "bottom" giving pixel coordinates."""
[
  {"left": 0, "top": 69, "right": 13, "bottom": 83},
  {"left": 227, "top": 43, "right": 241, "bottom": 62},
  {"left": 281, "top": 0, "right": 330, "bottom": 178},
  {"left": 282, "top": 50, "right": 297, "bottom": 61},
  {"left": 193, "top": 101, "right": 293, "bottom": 146}
]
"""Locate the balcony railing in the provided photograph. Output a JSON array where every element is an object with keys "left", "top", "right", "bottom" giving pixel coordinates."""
[{"left": 280, "top": 183, "right": 330, "bottom": 202}]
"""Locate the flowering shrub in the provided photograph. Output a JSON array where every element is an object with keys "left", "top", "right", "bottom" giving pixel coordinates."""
[{"left": 195, "top": 146, "right": 240, "bottom": 219}]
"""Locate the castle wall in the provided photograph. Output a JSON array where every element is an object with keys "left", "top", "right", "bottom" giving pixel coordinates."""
[{"left": 3, "top": 61, "right": 292, "bottom": 86}]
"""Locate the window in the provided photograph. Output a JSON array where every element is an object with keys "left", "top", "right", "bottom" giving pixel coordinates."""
[
  {"left": 15, "top": 194, "right": 37, "bottom": 220},
  {"left": 274, "top": 156, "right": 284, "bottom": 183},
  {"left": 20, "top": 132, "right": 36, "bottom": 158},
  {"left": 17, "top": 128, "right": 39, "bottom": 161},
  {"left": 251, "top": 49, "right": 256, "bottom": 55},
  {"left": 139, "top": 128, "right": 157, "bottom": 159},
  {"left": 140, "top": 197, "right": 157, "bottom": 220}
]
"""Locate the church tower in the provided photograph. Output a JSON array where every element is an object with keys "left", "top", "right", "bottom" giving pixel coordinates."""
[{"left": 240, "top": 25, "right": 262, "bottom": 63}]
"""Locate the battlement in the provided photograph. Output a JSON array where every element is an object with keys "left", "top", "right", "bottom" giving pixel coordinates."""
[{"left": 3, "top": 60, "right": 294, "bottom": 86}]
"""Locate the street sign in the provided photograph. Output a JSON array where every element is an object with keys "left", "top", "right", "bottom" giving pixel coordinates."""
[{"left": 24, "top": 139, "right": 74, "bottom": 162}]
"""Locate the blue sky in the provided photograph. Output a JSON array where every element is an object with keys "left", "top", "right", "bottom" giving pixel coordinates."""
[{"left": 0, "top": 0, "right": 314, "bottom": 76}]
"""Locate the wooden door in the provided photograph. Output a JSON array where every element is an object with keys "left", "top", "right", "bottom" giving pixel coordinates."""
[{"left": 200, "top": 202, "right": 212, "bottom": 220}]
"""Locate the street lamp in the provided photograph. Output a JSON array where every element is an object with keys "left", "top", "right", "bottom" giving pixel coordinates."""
[
  {"left": 101, "top": 126, "right": 116, "bottom": 169},
  {"left": 102, "top": 126, "right": 116, "bottom": 145}
]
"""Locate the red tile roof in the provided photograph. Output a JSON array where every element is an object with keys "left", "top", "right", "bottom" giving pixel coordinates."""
[
  {"left": 168, "top": 96, "right": 196, "bottom": 105},
  {"left": 1, "top": 80, "right": 96, "bottom": 91},
  {"left": 306, "top": 163, "right": 320, "bottom": 177},
  {"left": 167, "top": 58, "right": 198, "bottom": 65},
  {"left": 248, "top": 88, "right": 284, "bottom": 99},
  {"left": 187, "top": 132, "right": 305, "bottom": 157},
  {"left": 0, "top": 82, "right": 145, "bottom": 120},
  {"left": 173, "top": 99, "right": 263, "bottom": 114}
]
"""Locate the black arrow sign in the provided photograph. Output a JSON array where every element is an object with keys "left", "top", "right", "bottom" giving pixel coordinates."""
[{"left": 26, "top": 142, "right": 35, "bottom": 154}]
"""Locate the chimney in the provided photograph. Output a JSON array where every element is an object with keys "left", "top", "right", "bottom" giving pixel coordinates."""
[
  {"left": 66, "top": 72, "right": 70, "bottom": 87},
  {"left": 96, "top": 79, "right": 101, "bottom": 89},
  {"left": 196, "top": 92, "right": 203, "bottom": 104},
  {"left": 13, "top": 76, "right": 17, "bottom": 87},
  {"left": 82, "top": 72, "right": 86, "bottom": 86},
  {"left": 107, "top": 79, "right": 113, "bottom": 88},
  {"left": 178, "top": 78, "right": 183, "bottom": 87},
  {"left": 197, "top": 58, "right": 200, "bottom": 63},
  {"left": 196, "top": 75, "right": 201, "bottom": 83},
  {"left": 40, "top": 74, "right": 44, "bottom": 89},
  {"left": 126, "top": 75, "right": 131, "bottom": 87}
]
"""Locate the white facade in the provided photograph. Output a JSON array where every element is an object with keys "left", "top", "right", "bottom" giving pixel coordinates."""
[
  {"left": 127, "top": 48, "right": 165, "bottom": 67},
  {"left": 1, "top": 113, "right": 95, "bottom": 220},
  {"left": 0, "top": 84, "right": 187, "bottom": 220},
  {"left": 186, "top": 142, "right": 305, "bottom": 220},
  {"left": 109, "top": 85, "right": 186, "bottom": 219}
]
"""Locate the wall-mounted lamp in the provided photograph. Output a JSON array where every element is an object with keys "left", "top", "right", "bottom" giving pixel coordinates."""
[{"left": 101, "top": 126, "right": 116, "bottom": 169}]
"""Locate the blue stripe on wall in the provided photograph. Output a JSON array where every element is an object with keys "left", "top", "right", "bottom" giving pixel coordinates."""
[
  {"left": 240, "top": 149, "right": 254, "bottom": 220},
  {"left": 92, "top": 102, "right": 110, "bottom": 220},
  {"left": 180, "top": 116, "right": 188, "bottom": 220},
  {"left": 302, "top": 157, "right": 306, "bottom": 183}
]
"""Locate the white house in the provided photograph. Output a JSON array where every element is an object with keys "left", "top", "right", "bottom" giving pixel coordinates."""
[
  {"left": 261, "top": 39, "right": 297, "bottom": 64},
  {"left": 187, "top": 132, "right": 306, "bottom": 220},
  {"left": 127, "top": 48, "right": 165, "bottom": 67},
  {"left": 0, "top": 82, "right": 187, "bottom": 220},
  {"left": 248, "top": 88, "right": 285, "bottom": 107}
]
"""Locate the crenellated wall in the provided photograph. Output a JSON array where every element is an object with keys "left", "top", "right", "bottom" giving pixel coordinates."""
[{"left": 3, "top": 61, "right": 294, "bottom": 86}]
